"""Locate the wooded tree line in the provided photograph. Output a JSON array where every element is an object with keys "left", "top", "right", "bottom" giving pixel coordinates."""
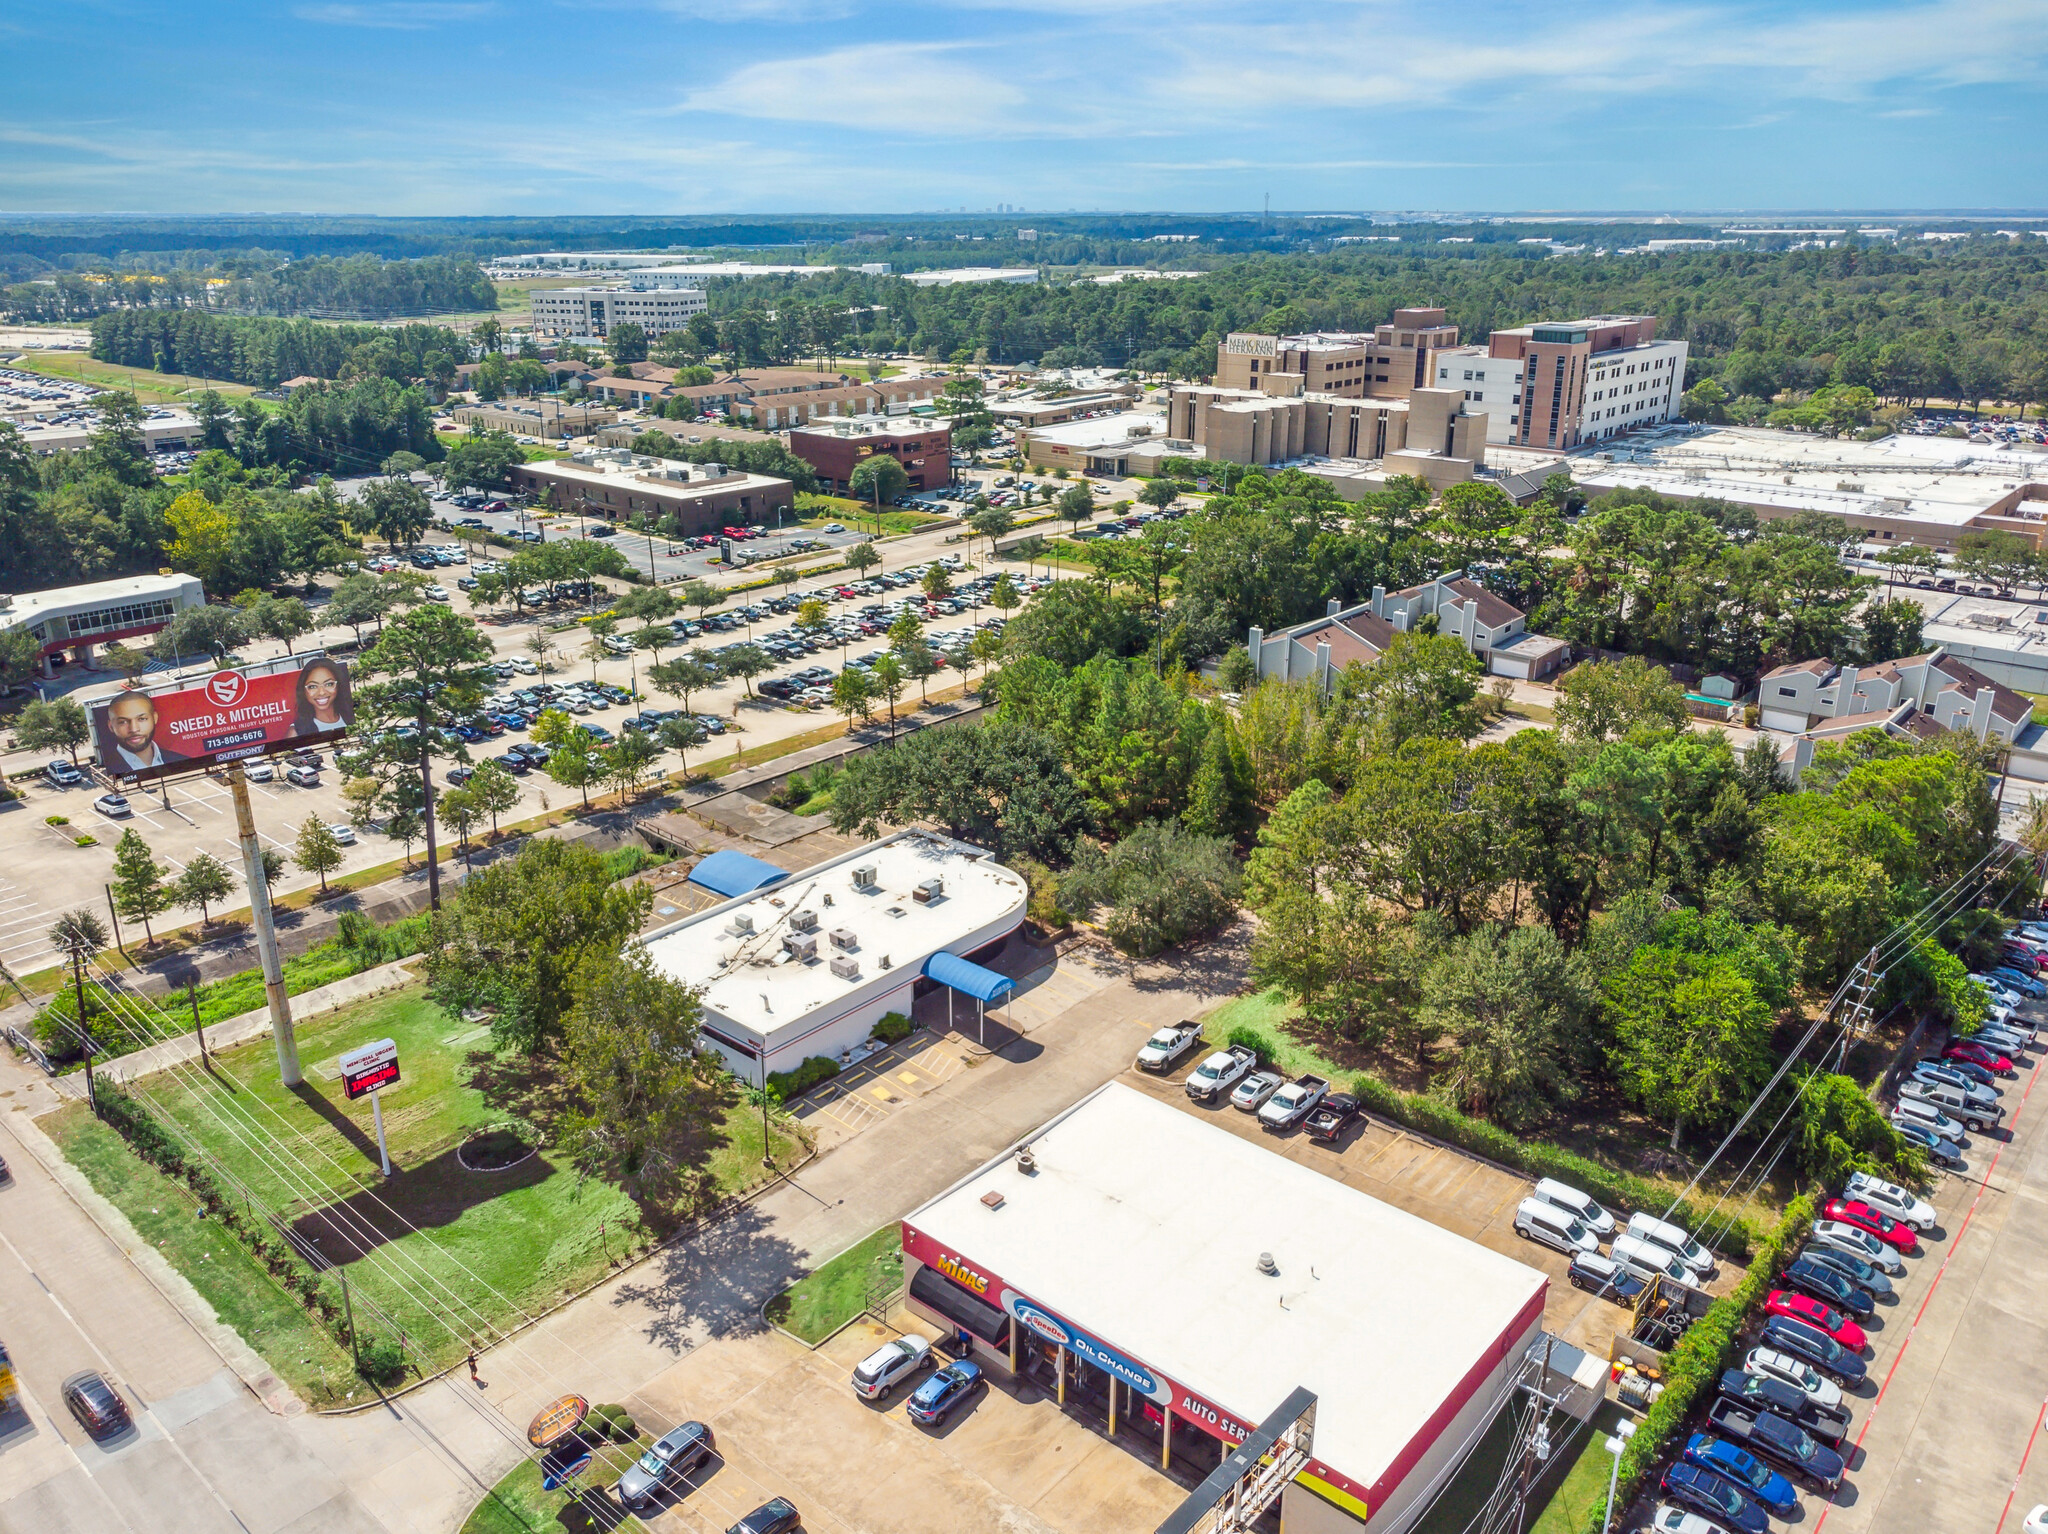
[
  {"left": 90, "top": 311, "right": 469, "bottom": 389},
  {"left": 7, "top": 255, "right": 494, "bottom": 326}
]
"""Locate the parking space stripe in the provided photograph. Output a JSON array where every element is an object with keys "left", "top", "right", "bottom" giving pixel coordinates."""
[
  {"left": 1810, "top": 1047, "right": 2045, "bottom": 1534},
  {"left": 1995, "top": 1394, "right": 2048, "bottom": 1534}
]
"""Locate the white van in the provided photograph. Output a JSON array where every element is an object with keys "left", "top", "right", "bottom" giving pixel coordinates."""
[
  {"left": 1531, "top": 1178, "right": 1617, "bottom": 1238},
  {"left": 1513, "top": 1198, "right": 1599, "bottom": 1256},
  {"left": 1610, "top": 1234, "right": 1693, "bottom": 1286},
  {"left": 1624, "top": 1212, "right": 1717, "bottom": 1279}
]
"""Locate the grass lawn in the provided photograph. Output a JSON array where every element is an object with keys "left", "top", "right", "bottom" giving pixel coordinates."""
[
  {"left": 797, "top": 495, "right": 950, "bottom": 538},
  {"left": 433, "top": 429, "right": 569, "bottom": 462},
  {"left": 50, "top": 984, "right": 801, "bottom": 1383},
  {"left": 762, "top": 1223, "right": 903, "bottom": 1344},
  {"left": 461, "top": 1443, "right": 651, "bottom": 1534},
  {"left": 1409, "top": 1399, "right": 1628, "bottom": 1534},
  {"left": 45, "top": 1110, "right": 363, "bottom": 1407},
  {"left": 12, "top": 352, "right": 261, "bottom": 403}
]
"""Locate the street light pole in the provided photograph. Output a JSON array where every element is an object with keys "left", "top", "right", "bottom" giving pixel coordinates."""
[{"left": 1599, "top": 1419, "right": 1637, "bottom": 1534}]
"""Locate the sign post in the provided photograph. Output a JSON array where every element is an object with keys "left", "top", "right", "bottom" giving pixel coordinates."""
[
  {"left": 339, "top": 1037, "right": 401, "bottom": 1178},
  {"left": 232, "top": 763, "right": 301, "bottom": 1086}
]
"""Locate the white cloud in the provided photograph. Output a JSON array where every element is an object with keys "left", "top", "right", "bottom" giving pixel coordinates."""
[
  {"left": 675, "top": 42, "right": 1048, "bottom": 135},
  {"left": 293, "top": 2, "right": 494, "bottom": 28}
]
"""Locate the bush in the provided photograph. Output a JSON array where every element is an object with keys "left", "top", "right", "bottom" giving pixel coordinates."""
[
  {"left": 1582, "top": 1194, "right": 1815, "bottom": 1534},
  {"left": 1223, "top": 1024, "right": 1269, "bottom": 1062},
  {"left": 765, "top": 1054, "right": 841, "bottom": 1103},
  {"left": 870, "top": 1011, "right": 914, "bottom": 1045},
  {"left": 588, "top": 1403, "right": 638, "bottom": 1442},
  {"left": 45, "top": 814, "right": 68, "bottom": 826},
  {"left": 356, "top": 1335, "right": 406, "bottom": 1386},
  {"left": 601, "top": 846, "right": 663, "bottom": 881}
]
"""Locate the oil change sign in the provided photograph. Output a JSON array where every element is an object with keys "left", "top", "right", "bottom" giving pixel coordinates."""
[{"left": 1005, "top": 1296, "right": 1167, "bottom": 1402}]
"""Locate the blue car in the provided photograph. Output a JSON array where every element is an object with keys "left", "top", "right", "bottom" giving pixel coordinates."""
[
  {"left": 1764, "top": 1315, "right": 1868, "bottom": 1385},
  {"left": 1684, "top": 1434, "right": 1798, "bottom": 1519},
  {"left": 1660, "top": 1462, "right": 1769, "bottom": 1534},
  {"left": 1985, "top": 968, "right": 2045, "bottom": 998},
  {"left": 455, "top": 723, "right": 487, "bottom": 742},
  {"left": 493, "top": 713, "right": 529, "bottom": 732},
  {"left": 905, "top": 1360, "right": 980, "bottom": 1426}
]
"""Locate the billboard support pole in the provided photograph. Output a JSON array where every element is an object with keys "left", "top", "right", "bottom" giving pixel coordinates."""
[
  {"left": 230, "top": 764, "right": 302, "bottom": 1087},
  {"left": 369, "top": 1090, "right": 392, "bottom": 1178}
]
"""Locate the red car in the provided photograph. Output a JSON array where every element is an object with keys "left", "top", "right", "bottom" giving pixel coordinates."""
[
  {"left": 1944, "top": 1039, "right": 2015, "bottom": 1076},
  {"left": 1823, "top": 1197, "right": 1920, "bottom": 1253},
  {"left": 1766, "top": 1290, "right": 1868, "bottom": 1352}
]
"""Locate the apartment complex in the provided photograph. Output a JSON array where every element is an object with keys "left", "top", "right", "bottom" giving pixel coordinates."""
[
  {"left": 1247, "top": 570, "right": 1566, "bottom": 690},
  {"left": 1164, "top": 381, "right": 1487, "bottom": 488},
  {"left": 1439, "top": 315, "right": 1686, "bottom": 450},
  {"left": 508, "top": 449, "right": 793, "bottom": 531},
  {"left": 580, "top": 366, "right": 949, "bottom": 427},
  {"left": 1212, "top": 309, "right": 1462, "bottom": 400},
  {"left": 529, "top": 284, "right": 708, "bottom": 340},
  {"left": 1757, "top": 648, "right": 2032, "bottom": 742},
  {"left": 787, "top": 418, "right": 953, "bottom": 495}
]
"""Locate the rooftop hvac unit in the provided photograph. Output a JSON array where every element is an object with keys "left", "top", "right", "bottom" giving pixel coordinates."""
[
  {"left": 783, "top": 932, "right": 818, "bottom": 961},
  {"left": 829, "top": 955, "right": 860, "bottom": 979},
  {"left": 852, "top": 865, "right": 878, "bottom": 889},
  {"left": 731, "top": 914, "right": 754, "bottom": 934},
  {"left": 788, "top": 909, "right": 819, "bottom": 933},
  {"left": 913, "top": 878, "right": 944, "bottom": 904},
  {"left": 829, "top": 927, "right": 858, "bottom": 951}
]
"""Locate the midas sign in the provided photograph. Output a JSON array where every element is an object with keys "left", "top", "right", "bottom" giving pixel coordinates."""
[{"left": 933, "top": 1250, "right": 991, "bottom": 1295}]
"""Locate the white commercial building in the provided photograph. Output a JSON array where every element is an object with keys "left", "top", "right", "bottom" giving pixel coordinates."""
[
  {"left": 903, "top": 1083, "right": 1550, "bottom": 1534},
  {"left": 0, "top": 572, "right": 206, "bottom": 677},
  {"left": 637, "top": 830, "right": 1027, "bottom": 1080},
  {"left": 529, "top": 285, "right": 707, "bottom": 341},
  {"left": 902, "top": 267, "right": 1040, "bottom": 287}
]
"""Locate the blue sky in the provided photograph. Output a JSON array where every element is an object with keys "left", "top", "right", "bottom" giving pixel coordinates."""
[{"left": 2, "top": 0, "right": 2044, "bottom": 214}]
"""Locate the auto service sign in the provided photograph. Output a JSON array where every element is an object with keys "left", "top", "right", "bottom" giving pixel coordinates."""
[{"left": 338, "top": 1038, "right": 401, "bottom": 1101}]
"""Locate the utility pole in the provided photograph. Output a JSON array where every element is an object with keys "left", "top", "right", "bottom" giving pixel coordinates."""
[
  {"left": 71, "top": 945, "right": 97, "bottom": 1118},
  {"left": 230, "top": 762, "right": 301, "bottom": 1086},
  {"left": 189, "top": 984, "right": 207, "bottom": 1065}
]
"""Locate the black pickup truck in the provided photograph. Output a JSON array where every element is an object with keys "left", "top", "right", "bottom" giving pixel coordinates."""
[
  {"left": 1704, "top": 1398, "right": 1845, "bottom": 1490},
  {"left": 1304, "top": 1093, "right": 1361, "bottom": 1142},
  {"left": 1713, "top": 1370, "right": 1852, "bottom": 1449}
]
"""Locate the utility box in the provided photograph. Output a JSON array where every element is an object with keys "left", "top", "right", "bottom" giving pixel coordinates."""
[
  {"left": 829, "top": 954, "right": 860, "bottom": 979},
  {"left": 913, "top": 878, "right": 944, "bottom": 904},
  {"left": 789, "top": 910, "right": 819, "bottom": 933},
  {"left": 731, "top": 914, "right": 754, "bottom": 934},
  {"left": 829, "top": 927, "right": 858, "bottom": 951},
  {"left": 852, "top": 864, "right": 878, "bottom": 890},
  {"left": 784, "top": 932, "right": 818, "bottom": 961}
]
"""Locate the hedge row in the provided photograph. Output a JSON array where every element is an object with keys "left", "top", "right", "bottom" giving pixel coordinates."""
[
  {"left": 765, "top": 1054, "right": 840, "bottom": 1103},
  {"left": 1581, "top": 1193, "right": 1817, "bottom": 1534},
  {"left": 1220, "top": 1021, "right": 1763, "bottom": 1259},
  {"left": 96, "top": 1084, "right": 406, "bottom": 1384}
]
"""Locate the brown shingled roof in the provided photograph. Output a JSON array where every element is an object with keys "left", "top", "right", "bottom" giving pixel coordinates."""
[
  {"left": 1762, "top": 658, "right": 1836, "bottom": 681},
  {"left": 1932, "top": 656, "right": 2032, "bottom": 724},
  {"left": 1445, "top": 577, "right": 1524, "bottom": 629}
]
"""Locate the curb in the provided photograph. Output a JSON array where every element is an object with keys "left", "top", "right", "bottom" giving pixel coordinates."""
[{"left": 0, "top": 1103, "right": 307, "bottom": 1418}]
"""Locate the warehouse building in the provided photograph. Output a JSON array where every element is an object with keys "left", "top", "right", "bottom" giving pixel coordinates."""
[
  {"left": 637, "top": 830, "right": 1027, "bottom": 1080},
  {"left": 902, "top": 1084, "right": 1548, "bottom": 1534}
]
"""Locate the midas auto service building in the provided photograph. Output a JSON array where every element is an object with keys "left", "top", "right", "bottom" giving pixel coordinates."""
[{"left": 901, "top": 1084, "right": 1548, "bottom": 1534}]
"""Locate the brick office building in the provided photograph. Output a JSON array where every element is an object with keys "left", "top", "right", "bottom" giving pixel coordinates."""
[{"left": 788, "top": 417, "right": 953, "bottom": 495}]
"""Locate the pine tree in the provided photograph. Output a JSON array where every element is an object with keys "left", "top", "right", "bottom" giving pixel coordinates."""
[
  {"left": 110, "top": 829, "right": 171, "bottom": 946},
  {"left": 1183, "top": 712, "right": 1254, "bottom": 841}
]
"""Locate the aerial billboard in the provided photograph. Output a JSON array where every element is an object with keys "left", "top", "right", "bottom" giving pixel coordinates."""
[{"left": 90, "top": 654, "right": 355, "bottom": 784}]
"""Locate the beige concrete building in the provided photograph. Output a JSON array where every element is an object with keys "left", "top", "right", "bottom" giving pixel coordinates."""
[
  {"left": 1212, "top": 308, "right": 1462, "bottom": 399},
  {"left": 1456, "top": 315, "right": 1686, "bottom": 451},
  {"left": 508, "top": 448, "right": 794, "bottom": 532},
  {"left": 451, "top": 401, "right": 616, "bottom": 437},
  {"left": 1165, "top": 381, "right": 1488, "bottom": 489}
]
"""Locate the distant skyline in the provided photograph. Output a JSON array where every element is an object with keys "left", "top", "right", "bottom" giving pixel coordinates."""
[{"left": 3, "top": 0, "right": 2045, "bottom": 215}]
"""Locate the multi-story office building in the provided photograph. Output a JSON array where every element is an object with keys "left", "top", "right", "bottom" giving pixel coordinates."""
[
  {"left": 788, "top": 418, "right": 953, "bottom": 495},
  {"left": 1437, "top": 316, "right": 1686, "bottom": 451},
  {"left": 1211, "top": 309, "right": 1463, "bottom": 400},
  {"left": 528, "top": 285, "right": 707, "bottom": 340}
]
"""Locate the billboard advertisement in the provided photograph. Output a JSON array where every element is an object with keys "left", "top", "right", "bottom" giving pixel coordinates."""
[{"left": 91, "top": 654, "right": 355, "bottom": 784}]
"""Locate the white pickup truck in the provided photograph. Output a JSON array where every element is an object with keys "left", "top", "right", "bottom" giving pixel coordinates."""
[
  {"left": 1259, "top": 1074, "right": 1331, "bottom": 1132},
  {"left": 1136, "top": 1020, "right": 1205, "bottom": 1073}
]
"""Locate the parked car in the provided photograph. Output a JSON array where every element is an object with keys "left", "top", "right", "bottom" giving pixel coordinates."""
[
  {"left": 1821, "top": 1198, "right": 1920, "bottom": 1253},
  {"left": 1778, "top": 1256, "right": 1874, "bottom": 1317},
  {"left": 1231, "top": 1071, "right": 1282, "bottom": 1112},
  {"left": 1514, "top": 1198, "right": 1600, "bottom": 1256},
  {"left": 1894, "top": 1119, "right": 1967, "bottom": 1166},
  {"left": 1650, "top": 1505, "right": 1737, "bottom": 1534},
  {"left": 906, "top": 1360, "right": 981, "bottom": 1425},
  {"left": 1258, "top": 1073, "right": 1330, "bottom": 1131},
  {"left": 43, "top": 760, "right": 85, "bottom": 788},
  {"left": 1304, "top": 1093, "right": 1361, "bottom": 1142},
  {"left": 1135, "top": 1021, "right": 1204, "bottom": 1073},
  {"left": 1702, "top": 1399, "right": 1843, "bottom": 1492},
  {"left": 1744, "top": 1347, "right": 1845, "bottom": 1411},
  {"left": 1906, "top": 1061, "right": 2001, "bottom": 1115},
  {"left": 327, "top": 823, "right": 357, "bottom": 846},
  {"left": 60, "top": 1372, "right": 130, "bottom": 1438},
  {"left": 243, "top": 761, "right": 274, "bottom": 783},
  {"left": 851, "top": 1335, "right": 931, "bottom": 1399},
  {"left": 1761, "top": 1316, "right": 1868, "bottom": 1385},
  {"left": 1683, "top": 1434, "right": 1799, "bottom": 1518},
  {"left": 1842, "top": 1172, "right": 1936, "bottom": 1230},
  {"left": 94, "top": 792, "right": 132, "bottom": 818},
  {"left": 1659, "top": 1462, "right": 1769, "bottom": 1534},
  {"left": 616, "top": 1421, "right": 715, "bottom": 1509},
  {"left": 1799, "top": 1245, "right": 1893, "bottom": 1300},
  {"left": 1809, "top": 1219, "right": 1906, "bottom": 1275},
  {"left": 284, "top": 764, "right": 320, "bottom": 788},
  {"left": 725, "top": 1498, "right": 801, "bottom": 1534},
  {"left": 1718, "top": 1368, "right": 1852, "bottom": 1446},
  {"left": 1532, "top": 1179, "right": 1617, "bottom": 1238},
  {"left": 1563, "top": 1252, "right": 1644, "bottom": 1306},
  {"left": 1765, "top": 1290, "right": 1867, "bottom": 1351},
  {"left": 1625, "top": 1212, "right": 1716, "bottom": 1278}
]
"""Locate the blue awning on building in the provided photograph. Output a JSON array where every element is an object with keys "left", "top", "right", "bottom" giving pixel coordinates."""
[
  {"left": 687, "top": 848, "right": 788, "bottom": 898},
  {"left": 923, "top": 951, "right": 1015, "bottom": 1003}
]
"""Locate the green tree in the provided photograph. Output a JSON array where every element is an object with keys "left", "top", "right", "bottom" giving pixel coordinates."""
[
  {"left": 1057, "top": 821, "right": 1241, "bottom": 957},
  {"left": 110, "top": 828, "right": 171, "bottom": 946},
  {"left": 1421, "top": 923, "right": 1591, "bottom": 1127},
  {"left": 1058, "top": 483, "right": 1094, "bottom": 534},
  {"left": 719, "top": 642, "right": 772, "bottom": 700},
  {"left": 848, "top": 454, "right": 910, "bottom": 527},
  {"left": 154, "top": 603, "right": 249, "bottom": 667},
  {"left": 467, "top": 757, "right": 522, "bottom": 836},
  {"left": 171, "top": 852, "right": 236, "bottom": 926},
  {"left": 831, "top": 665, "right": 875, "bottom": 729},
  {"left": 658, "top": 713, "right": 709, "bottom": 778},
  {"left": 15, "top": 697, "right": 91, "bottom": 765},
  {"left": 869, "top": 653, "right": 906, "bottom": 738},
  {"left": 247, "top": 594, "right": 315, "bottom": 655},
  {"left": 649, "top": 653, "right": 717, "bottom": 715},
  {"left": 602, "top": 730, "right": 661, "bottom": 798},
  {"left": 1553, "top": 654, "right": 1690, "bottom": 742},
  {"left": 1216, "top": 646, "right": 1256, "bottom": 694},
  {"left": 845, "top": 540, "right": 881, "bottom": 579},
  {"left": 606, "top": 323, "right": 648, "bottom": 366},
  {"left": 353, "top": 604, "right": 497, "bottom": 910},
  {"left": 1796, "top": 1069, "right": 1916, "bottom": 1185},
  {"left": 1348, "top": 631, "right": 1487, "bottom": 750},
  {"left": 830, "top": 716, "right": 1090, "bottom": 864},
  {"left": 424, "top": 837, "right": 654, "bottom": 1053},
  {"left": 441, "top": 431, "right": 524, "bottom": 493},
  {"left": 970, "top": 504, "right": 1015, "bottom": 561},
  {"left": 1860, "top": 596, "right": 1926, "bottom": 661},
  {"left": 1183, "top": 710, "right": 1255, "bottom": 841},
  {"left": 438, "top": 784, "right": 483, "bottom": 857},
  {"left": 293, "top": 815, "right": 344, "bottom": 895},
  {"left": 359, "top": 477, "right": 433, "bottom": 550},
  {"left": 1137, "top": 479, "right": 1179, "bottom": 513},
  {"left": 921, "top": 563, "right": 954, "bottom": 600},
  {"left": 327, "top": 572, "right": 395, "bottom": 645},
  {"left": 1607, "top": 948, "right": 1777, "bottom": 1148},
  {"left": 557, "top": 948, "right": 718, "bottom": 1211}
]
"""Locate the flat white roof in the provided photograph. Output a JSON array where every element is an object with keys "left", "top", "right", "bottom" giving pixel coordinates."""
[
  {"left": 902, "top": 268, "right": 1039, "bottom": 286},
  {"left": 0, "top": 572, "right": 204, "bottom": 631},
  {"left": 637, "top": 831, "right": 1026, "bottom": 1039},
  {"left": 1023, "top": 411, "right": 1170, "bottom": 450},
  {"left": 907, "top": 1083, "right": 1547, "bottom": 1495}
]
